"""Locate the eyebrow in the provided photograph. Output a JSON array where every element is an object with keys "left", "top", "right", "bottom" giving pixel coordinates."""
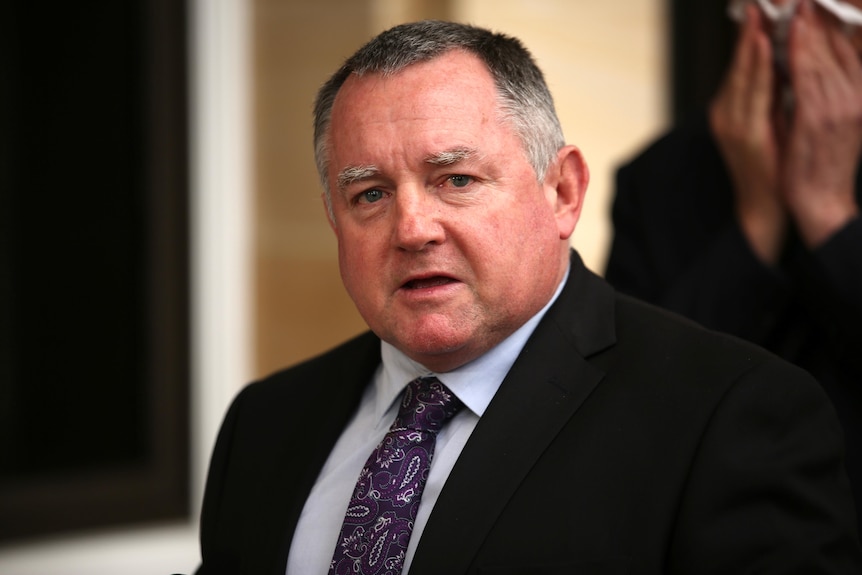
[
  {"left": 336, "top": 165, "right": 379, "bottom": 191},
  {"left": 425, "top": 147, "right": 477, "bottom": 166},
  {"left": 335, "top": 147, "right": 479, "bottom": 191}
]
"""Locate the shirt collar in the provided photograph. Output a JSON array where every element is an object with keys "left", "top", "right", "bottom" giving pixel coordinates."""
[{"left": 375, "top": 265, "right": 570, "bottom": 426}]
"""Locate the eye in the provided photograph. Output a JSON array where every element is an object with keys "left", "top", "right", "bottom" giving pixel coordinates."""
[
  {"left": 359, "top": 189, "right": 385, "bottom": 204},
  {"left": 448, "top": 175, "right": 472, "bottom": 188}
]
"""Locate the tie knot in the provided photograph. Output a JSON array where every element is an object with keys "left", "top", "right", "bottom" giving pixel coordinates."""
[{"left": 394, "top": 376, "right": 463, "bottom": 434}]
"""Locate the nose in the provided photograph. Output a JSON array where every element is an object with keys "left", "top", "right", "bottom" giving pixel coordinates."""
[{"left": 392, "top": 187, "right": 445, "bottom": 251}]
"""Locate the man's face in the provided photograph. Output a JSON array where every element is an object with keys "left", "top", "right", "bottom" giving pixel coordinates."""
[{"left": 324, "top": 50, "right": 581, "bottom": 372}]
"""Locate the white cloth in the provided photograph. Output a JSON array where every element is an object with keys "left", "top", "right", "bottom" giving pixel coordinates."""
[{"left": 728, "top": 0, "right": 862, "bottom": 28}]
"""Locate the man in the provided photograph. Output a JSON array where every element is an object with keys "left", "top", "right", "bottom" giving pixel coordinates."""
[
  {"left": 196, "top": 20, "right": 861, "bottom": 574},
  {"left": 605, "top": 0, "right": 862, "bottom": 530}
]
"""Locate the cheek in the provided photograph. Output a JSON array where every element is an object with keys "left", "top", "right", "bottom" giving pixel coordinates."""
[
  {"left": 479, "top": 205, "right": 558, "bottom": 274},
  {"left": 336, "top": 226, "right": 391, "bottom": 303},
  {"left": 483, "top": 207, "right": 552, "bottom": 258},
  {"left": 336, "top": 234, "right": 367, "bottom": 292}
]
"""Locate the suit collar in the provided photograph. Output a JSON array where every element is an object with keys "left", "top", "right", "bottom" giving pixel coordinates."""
[
  {"left": 550, "top": 250, "right": 617, "bottom": 358},
  {"left": 409, "top": 250, "right": 616, "bottom": 574}
]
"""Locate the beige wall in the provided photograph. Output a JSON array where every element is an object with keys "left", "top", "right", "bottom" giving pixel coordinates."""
[
  {"left": 453, "top": 1, "right": 669, "bottom": 272},
  {"left": 253, "top": 0, "right": 668, "bottom": 377}
]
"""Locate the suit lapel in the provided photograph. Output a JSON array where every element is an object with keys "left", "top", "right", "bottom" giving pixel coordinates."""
[{"left": 409, "top": 252, "right": 616, "bottom": 575}]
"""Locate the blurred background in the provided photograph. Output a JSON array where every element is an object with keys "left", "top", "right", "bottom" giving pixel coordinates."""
[{"left": 0, "top": 0, "right": 733, "bottom": 572}]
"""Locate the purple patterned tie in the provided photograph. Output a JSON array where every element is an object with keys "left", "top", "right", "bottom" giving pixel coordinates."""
[{"left": 328, "top": 377, "right": 464, "bottom": 575}]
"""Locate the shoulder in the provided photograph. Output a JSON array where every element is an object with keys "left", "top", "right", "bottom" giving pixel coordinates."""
[
  {"left": 608, "top": 292, "right": 827, "bottom": 405},
  {"left": 604, "top": 293, "right": 847, "bottom": 496},
  {"left": 231, "top": 330, "right": 381, "bottom": 413}
]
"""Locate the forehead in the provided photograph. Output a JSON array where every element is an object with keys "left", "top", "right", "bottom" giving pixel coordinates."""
[
  {"left": 332, "top": 50, "right": 499, "bottom": 118},
  {"left": 327, "top": 51, "right": 508, "bottom": 162}
]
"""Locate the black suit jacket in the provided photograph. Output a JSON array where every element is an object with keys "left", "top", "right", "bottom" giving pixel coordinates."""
[
  {"left": 196, "top": 252, "right": 861, "bottom": 574},
  {"left": 605, "top": 114, "right": 862, "bottom": 531}
]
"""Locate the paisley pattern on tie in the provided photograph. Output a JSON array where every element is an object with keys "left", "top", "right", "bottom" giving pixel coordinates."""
[{"left": 329, "top": 377, "right": 463, "bottom": 575}]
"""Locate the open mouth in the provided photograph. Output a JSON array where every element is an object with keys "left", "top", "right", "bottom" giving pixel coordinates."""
[{"left": 402, "top": 276, "right": 457, "bottom": 290}]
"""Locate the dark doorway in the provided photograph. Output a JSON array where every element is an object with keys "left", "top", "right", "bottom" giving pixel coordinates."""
[{"left": 0, "top": 0, "right": 190, "bottom": 541}]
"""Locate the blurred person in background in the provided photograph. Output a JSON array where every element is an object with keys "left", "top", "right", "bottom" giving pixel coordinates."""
[{"left": 606, "top": 0, "right": 862, "bottom": 531}]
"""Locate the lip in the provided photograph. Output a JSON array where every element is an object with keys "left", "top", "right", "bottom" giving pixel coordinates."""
[{"left": 398, "top": 272, "right": 461, "bottom": 292}]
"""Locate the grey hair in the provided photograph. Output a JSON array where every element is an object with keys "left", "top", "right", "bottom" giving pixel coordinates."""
[{"left": 313, "top": 20, "right": 566, "bottom": 216}]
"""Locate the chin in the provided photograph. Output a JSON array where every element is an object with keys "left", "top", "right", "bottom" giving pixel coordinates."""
[
  {"left": 403, "top": 328, "right": 503, "bottom": 372},
  {"left": 393, "top": 330, "right": 469, "bottom": 365}
]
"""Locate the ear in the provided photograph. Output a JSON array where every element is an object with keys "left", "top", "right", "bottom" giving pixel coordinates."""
[{"left": 545, "top": 145, "right": 589, "bottom": 240}]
